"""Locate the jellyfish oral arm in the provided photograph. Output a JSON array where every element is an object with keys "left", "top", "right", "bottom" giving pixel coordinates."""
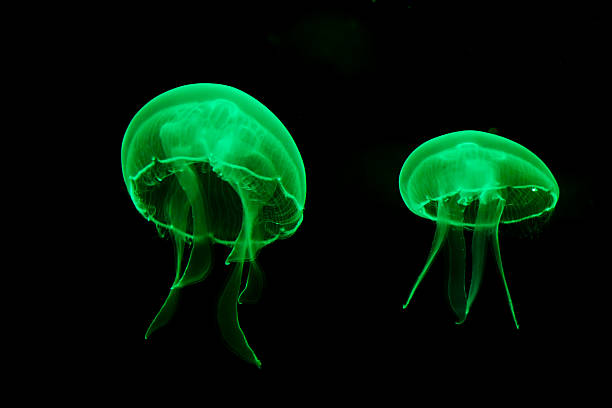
[
  {"left": 404, "top": 191, "right": 519, "bottom": 329},
  {"left": 441, "top": 201, "right": 470, "bottom": 324},
  {"left": 238, "top": 261, "right": 264, "bottom": 304},
  {"left": 403, "top": 199, "right": 471, "bottom": 323},
  {"left": 218, "top": 196, "right": 262, "bottom": 367},
  {"left": 488, "top": 197, "right": 519, "bottom": 329},
  {"left": 144, "top": 165, "right": 214, "bottom": 339},
  {"left": 447, "top": 224, "right": 467, "bottom": 323},
  {"left": 172, "top": 166, "right": 212, "bottom": 288},
  {"left": 466, "top": 192, "right": 504, "bottom": 315},
  {"left": 403, "top": 203, "right": 450, "bottom": 309},
  {"left": 468, "top": 202, "right": 488, "bottom": 313},
  {"left": 217, "top": 260, "right": 262, "bottom": 368},
  {"left": 144, "top": 191, "right": 189, "bottom": 340},
  {"left": 471, "top": 192, "right": 519, "bottom": 329}
]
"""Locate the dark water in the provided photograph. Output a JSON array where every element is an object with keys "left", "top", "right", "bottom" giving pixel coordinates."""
[{"left": 99, "top": 2, "right": 605, "bottom": 392}]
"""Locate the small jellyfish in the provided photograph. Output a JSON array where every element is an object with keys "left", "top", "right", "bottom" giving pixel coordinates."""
[
  {"left": 399, "top": 130, "right": 559, "bottom": 328},
  {"left": 122, "top": 83, "right": 306, "bottom": 367}
]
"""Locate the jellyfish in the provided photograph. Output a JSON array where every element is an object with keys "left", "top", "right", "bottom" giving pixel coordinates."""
[
  {"left": 399, "top": 130, "right": 559, "bottom": 328},
  {"left": 122, "top": 83, "right": 306, "bottom": 367}
]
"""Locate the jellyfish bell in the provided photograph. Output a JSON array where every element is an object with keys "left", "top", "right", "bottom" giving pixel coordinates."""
[
  {"left": 122, "top": 83, "right": 306, "bottom": 367},
  {"left": 399, "top": 130, "right": 559, "bottom": 328}
]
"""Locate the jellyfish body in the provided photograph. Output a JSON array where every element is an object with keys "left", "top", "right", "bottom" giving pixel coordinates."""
[
  {"left": 122, "top": 83, "right": 306, "bottom": 367},
  {"left": 399, "top": 130, "right": 559, "bottom": 327}
]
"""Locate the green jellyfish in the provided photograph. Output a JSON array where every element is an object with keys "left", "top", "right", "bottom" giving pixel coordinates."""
[
  {"left": 122, "top": 83, "right": 306, "bottom": 367},
  {"left": 399, "top": 130, "right": 559, "bottom": 328}
]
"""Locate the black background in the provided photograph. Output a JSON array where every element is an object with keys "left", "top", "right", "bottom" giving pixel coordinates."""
[{"left": 99, "top": 1, "right": 605, "bottom": 391}]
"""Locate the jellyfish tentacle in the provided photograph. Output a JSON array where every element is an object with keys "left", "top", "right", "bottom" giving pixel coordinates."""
[
  {"left": 489, "top": 197, "right": 519, "bottom": 329},
  {"left": 447, "top": 224, "right": 467, "bottom": 324},
  {"left": 403, "top": 201, "right": 450, "bottom": 309},
  {"left": 467, "top": 192, "right": 501, "bottom": 314}
]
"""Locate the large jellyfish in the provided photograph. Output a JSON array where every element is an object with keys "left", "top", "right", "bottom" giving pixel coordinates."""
[
  {"left": 399, "top": 130, "right": 559, "bottom": 328},
  {"left": 122, "top": 83, "right": 306, "bottom": 367}
]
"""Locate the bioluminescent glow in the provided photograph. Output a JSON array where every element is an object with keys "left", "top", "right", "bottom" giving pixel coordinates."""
[
  {"left": 123, "top": 83, "right": 306, "bottom": 367},
  {"left": 399, "top": 130, "right": 559, "bottom": 328}
]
